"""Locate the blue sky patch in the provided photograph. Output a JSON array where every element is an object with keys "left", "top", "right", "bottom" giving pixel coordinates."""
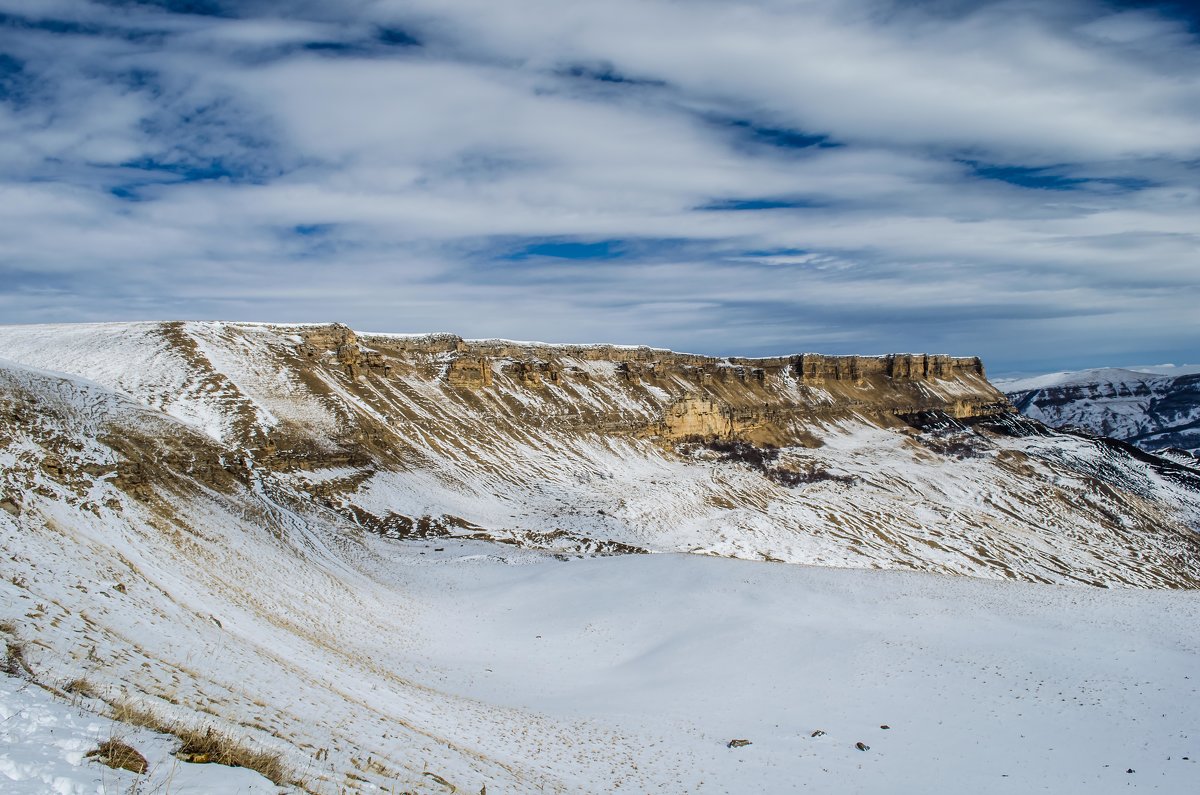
[
  {"left": 293, "top": 224, "right": 335, "bottom": 237},
  {"left": 503, "top": 240, "right": 624, "bottom": 261},
  {"left": 377, "top": 27, "right": 422, "bottom": 48},
  {"left": 965, "top": 162, "right": 1088, "bottom": 191},
  {"left": 109, "top": 185, "right": 142, "bottom": 201},
  {"left": 104, "top": 1, "right": 231, "bottom": 18},
  {"left": 721, "top": 118, "right": 838, "bottom": 152},
  {"left": 118, "top": 157, "right": 245, "bottom": 183},
  {"left": 699, "top": 198, "right": 824, "bottom": 211},
  {"left": 0, "top": 12, "right": 103, "bottom": 37},
  {"left": 0, "top": 52, "right": 25, "bottom": 103},
  {"left": 562, "top": 63, "right": 666, "bottom": 87}
]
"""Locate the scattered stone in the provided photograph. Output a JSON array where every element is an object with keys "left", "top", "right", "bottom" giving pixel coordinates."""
[
  {"left": 1126, "top": 768, "right": 1135, "bottom": 774},
  {"left": 856, "top": 742, "right": 870, "bottom": 752},
  {"left": 880, "top": 724, "right": 890, "bottom": 730},
  {"left": 113, "top": 583, "right": 126, "bottom": 594},
  {"left": 727, "top": 739, "right": 752, "bottom": 748},
  {"left": 810, "top": 730, "right": 826, "bottom": 738}
]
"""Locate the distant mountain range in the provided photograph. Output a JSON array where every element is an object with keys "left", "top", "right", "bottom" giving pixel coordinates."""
[{"left": 999, "top": 366, "right": 1200, "bottom": 457}]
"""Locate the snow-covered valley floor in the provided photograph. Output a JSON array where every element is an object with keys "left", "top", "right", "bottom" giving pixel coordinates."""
[
  {"left": 7, "top": 540, "right": 1196, "bottom": 794},
  {"left": 366, "top": 544, "right": 1200, "bottom": 793}
]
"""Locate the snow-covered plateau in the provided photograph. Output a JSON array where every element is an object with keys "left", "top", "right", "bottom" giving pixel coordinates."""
[{"left": 1, "top": 321, "right": 1198, "bottom": 793}]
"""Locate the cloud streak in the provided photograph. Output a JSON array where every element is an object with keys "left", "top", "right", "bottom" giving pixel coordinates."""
[{"left": 0, "top": 0, "right": 1197, "bottom": 373}]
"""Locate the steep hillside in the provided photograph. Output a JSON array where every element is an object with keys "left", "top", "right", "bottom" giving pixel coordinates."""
[{"left": 1002, "top": 367, "right": 1200, "bottom": 456}]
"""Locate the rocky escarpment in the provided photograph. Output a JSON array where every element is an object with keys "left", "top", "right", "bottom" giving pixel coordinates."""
[{"left": 287, "top": 324, "right": 1011, "bottom": 451}]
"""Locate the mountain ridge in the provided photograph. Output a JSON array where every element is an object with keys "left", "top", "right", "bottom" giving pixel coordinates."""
[
  {"left": 1001, "top": 365, "right": 1200, "bottom": 456},
  {"left": 1, "top": 320, "right": 1197, "bottom": 587}
]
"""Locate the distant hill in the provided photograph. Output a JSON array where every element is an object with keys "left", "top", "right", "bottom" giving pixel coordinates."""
[{"left": 999, "top": 366, "right": 1200, "bottom": 456}]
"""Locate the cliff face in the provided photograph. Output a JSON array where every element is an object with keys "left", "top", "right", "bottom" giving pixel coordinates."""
[{"left": 289, "top": 325, "right": 1010, "bottom": 451}]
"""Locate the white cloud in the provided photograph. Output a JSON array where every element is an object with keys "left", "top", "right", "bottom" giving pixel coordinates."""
[{"left": 0, "top": 0, "right": 1196, "bottom": 372}]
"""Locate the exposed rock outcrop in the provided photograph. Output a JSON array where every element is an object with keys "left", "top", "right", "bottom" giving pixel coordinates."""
[
  {"left": 296, "top": 326, "right": 1013, "bottom": 448},
  {"left": 445, "top": 356, "right": 493, "bottom": 388}
]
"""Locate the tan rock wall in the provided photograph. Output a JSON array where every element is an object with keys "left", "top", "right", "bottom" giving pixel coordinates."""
[
  {"left": 661, "top": 398, "right": 734, "bottom": 439},
  {"left": 280, "top": 326, "right": 1010, "bottom": 447},
  {"left": 446, "top": 356, "right": 493, "bottom": 388}
]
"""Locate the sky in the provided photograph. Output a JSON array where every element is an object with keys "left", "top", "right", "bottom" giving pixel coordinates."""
[{"left": 0, "top": 0, "right": 1197, "bottom": 375}]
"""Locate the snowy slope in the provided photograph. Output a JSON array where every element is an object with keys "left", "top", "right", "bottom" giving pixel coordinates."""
[
  {"left": 0, "top": 321, "right": 341, "bottom": 445},
  {"left": 1000, "top": 367, "right": 1170, "bottom": 392},
  {"left": 4, "top": 479, "right": 1199, "bottom": 793},
  {"left": 1000, "top": 367, "right": 1200, "bottom": 455}
]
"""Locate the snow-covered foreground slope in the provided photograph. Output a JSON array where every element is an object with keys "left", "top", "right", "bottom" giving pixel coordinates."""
[
  {"left": 382, "top": 551, "right": 1200, "bottom": 793},
  {"left": 1001, "top": 367, "right": 1200, "bottom": 456},
  {"left": 5, "top": 520, "right": 1199, "bottom": 793}
]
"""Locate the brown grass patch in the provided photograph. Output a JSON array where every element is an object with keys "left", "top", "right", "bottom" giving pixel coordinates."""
[
  {"left": 109, "top": 699, "right": 164, "bottom": 731},
  {"left": 87, "top": 738, "right": 148, "bottom": 774},
  {"left": 174, "top": 725, "right": 286, "bottom": 784},
  {"left": 3, "top": 638, "right": 29, "bottom": 676},
  {"left": 64, "top": 677, "right": 97, "bottom": 698}
]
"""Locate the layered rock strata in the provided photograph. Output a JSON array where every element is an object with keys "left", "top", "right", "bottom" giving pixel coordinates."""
[{"left": 286, "top": 325, "right": 1009, "bottom": 451}]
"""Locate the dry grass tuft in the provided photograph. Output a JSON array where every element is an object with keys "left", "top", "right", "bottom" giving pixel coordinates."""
[
  {"left": 64, "top": 677, "right": 97, "bottom": 698},
  {"left": 422, "top": 770, "right": 457, "bottom": 791},
  {"left": 109, "top": 699, "right": 164, "bottom": 731},
  {"left": 3, "top": 638, "right": 29, "bottom": 676},
  {"left": 174, "top": 725, "right": 287, "bottom": 784},
  {"left": 87, "top": 738, "right": 148, "bottom": 774},
  {"left": 0, "top": 621, "right": 33, "bottom": 678}
]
